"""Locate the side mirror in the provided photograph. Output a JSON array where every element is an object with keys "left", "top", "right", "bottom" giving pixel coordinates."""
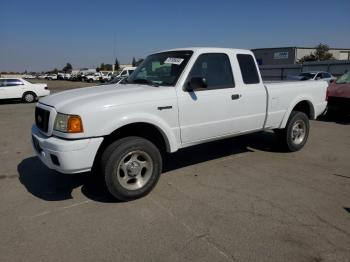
[{"left": 186, "top": 77, "right": 207, "bottom": 91}]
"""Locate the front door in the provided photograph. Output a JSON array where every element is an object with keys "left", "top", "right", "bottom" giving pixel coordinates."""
[{"left": 178, "top": 53, "right": 241, "bottom": 144}]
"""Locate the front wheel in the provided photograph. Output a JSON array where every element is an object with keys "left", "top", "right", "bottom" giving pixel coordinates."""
[
  {"left": 101, "top": 137, "right": 162, "bottom": 201},
  {"left": 274, "top": 111, "right": 309, "bottom": 152},
  {"left": 22, "top": 92, "right": 36, "bottom": 103}
]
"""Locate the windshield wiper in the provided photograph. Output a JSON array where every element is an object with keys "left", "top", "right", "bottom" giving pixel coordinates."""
[{"left": 131, "top": 78, "right": 159, "bottom": 87}]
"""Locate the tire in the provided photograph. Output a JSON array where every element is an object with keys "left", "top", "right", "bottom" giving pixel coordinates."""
[
  {"left": 274, "top": 111, "right": 309, "bottom": 152},
  {"left": 88, "top": 79, "right": 93, "bottom": 83},
  {"left": 101, "top": 136, "right": 162, "bottom": 201},
  {"left": 22, "top": 92, "right": 36, "bottom": 103}
]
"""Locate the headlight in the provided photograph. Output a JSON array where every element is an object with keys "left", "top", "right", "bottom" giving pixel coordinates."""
[{"left": 54, "top": 113, "right": 84, "bottom": 133}]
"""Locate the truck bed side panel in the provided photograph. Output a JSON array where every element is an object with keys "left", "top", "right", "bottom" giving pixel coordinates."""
[{"left": 264, "top": 81, "right": 328, "bottom": 129}]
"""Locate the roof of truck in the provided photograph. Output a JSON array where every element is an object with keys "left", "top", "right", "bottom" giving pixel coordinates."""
[{"left": 157, "top": 47, "right": 253, "bottom": 54}]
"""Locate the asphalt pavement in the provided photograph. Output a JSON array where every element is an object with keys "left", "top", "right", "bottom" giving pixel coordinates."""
[{"left": 0, "top": 101, "right": 349, "bottom": 262}]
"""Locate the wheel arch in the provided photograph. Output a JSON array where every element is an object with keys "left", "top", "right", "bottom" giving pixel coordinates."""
[
  {"left": 280, "top": 98, "right": 315, "bottom": 128},
  {"left": 92, "top": 120, "right": 176, "bottom": 173},
  {"left": 22, "top": 91, "right": 37, "bottom": 101}
]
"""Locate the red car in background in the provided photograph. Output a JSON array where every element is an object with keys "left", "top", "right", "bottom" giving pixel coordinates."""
[{"left": 327, "top": 71, "right": 350, "bottom": 116}]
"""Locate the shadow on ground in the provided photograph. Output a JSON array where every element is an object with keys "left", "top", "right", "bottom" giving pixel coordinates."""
[
  {"left": 18, "top": 131, "right": 282, "bottom": 203},
  {"left": 317, "top": 113, "right": 350, "bottom": 125},
  {"left": 0, "top": 99, "right": 25, "bottom": 105}
]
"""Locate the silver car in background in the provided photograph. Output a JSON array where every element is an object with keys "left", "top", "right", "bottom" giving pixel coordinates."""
[{"left": 287, "top": 71, "right": 336, "bottom": 83}]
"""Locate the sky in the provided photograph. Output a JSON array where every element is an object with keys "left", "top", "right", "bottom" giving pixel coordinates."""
[{"left": 0, "top": 0, "right": 349, "bottom": 72}]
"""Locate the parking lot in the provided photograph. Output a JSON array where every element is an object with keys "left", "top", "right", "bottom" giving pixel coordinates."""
[{"left": 0, "top": 83, "right": 349, "bottom": 262}]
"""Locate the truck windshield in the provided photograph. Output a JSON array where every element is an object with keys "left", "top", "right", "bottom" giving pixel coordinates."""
[
  {"left": 126, "top": 51, "right": 193, "bottom": 86},
  {"left": 336, "top": 72, "right": 350, "bottom": 84}
]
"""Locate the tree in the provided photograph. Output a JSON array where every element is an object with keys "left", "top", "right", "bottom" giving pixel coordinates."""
[
  {"left": 62, "top": 63, "right": 73, "bottom": 73},
  {"left": 298, "top": 44, "right": 334, "bottom": 63},
  {"left": 98, "top": 63, "right": 113, "bottom": 71},
  {"left": 114, "top": 57, "right": 120, "bottom": 71},
  {"left": 132, "top": 57, "right": 136, "bottom": 67}
]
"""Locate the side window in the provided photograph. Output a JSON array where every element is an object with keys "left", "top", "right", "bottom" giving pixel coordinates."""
[
  {"left": 187, "top": 53, "right": 234, "bottom": 90},
  {"left": 315, "top": 73, "right": 322, "bottom": 79},
  {"left": 0, "top": 80, "right": 5, "bottom": 87},
  {"left": 121, "top": 70, "right": 127, "bottom": 76},
  {"left": 323, "top": 73, "right": 331, "bottom": 78},
  {"left": 6, "top": 79, "right": 23, "bottom": 86},
  {"left": 237, "top": 54, "right": 260, "bottom": 84}
]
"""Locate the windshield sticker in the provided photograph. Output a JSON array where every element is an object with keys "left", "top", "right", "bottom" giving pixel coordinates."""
[{"left": 164, "top": 57, "right": 184, "bottom": 65}]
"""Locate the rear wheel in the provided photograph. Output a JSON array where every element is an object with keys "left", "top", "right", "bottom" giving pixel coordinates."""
[
  {"left": 101, "top": 136, "right": 162, "bottom": 201},
  {"left": 274, "top": 111, "right": 309, "bottom": 152},
  {"left": 22, "top": 92, "right": 36, "bottom": 103}
]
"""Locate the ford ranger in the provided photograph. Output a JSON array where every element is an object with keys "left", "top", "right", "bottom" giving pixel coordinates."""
[{"left": 31, "top": 48, "right": 328, "bottom": 200}]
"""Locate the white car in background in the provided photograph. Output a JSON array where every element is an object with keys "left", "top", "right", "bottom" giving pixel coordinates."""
[
  {"left": 0, "top": 78, "right": 50, "bottom": 103},
  {"left": 38, "top": 74, "right": 48, "bottom": 79},
  {"left": 85, "top": 72, "right": 104, "bottom": 83},
  {"left": 46, "top": 74, "right": 58, "bottom": 80},
  {"left": 116, "top": 67, "right": 136, "bottom": 78},
  {"left": 287, "top": 71, "right": 336, "bottom": 82},
  {"left": 23, "top": 74, "right": 36, "bottom": 79}
]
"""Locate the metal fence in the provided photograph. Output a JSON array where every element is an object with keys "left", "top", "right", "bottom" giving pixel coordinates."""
[{"left": 259, "top": 60, "right": 350, "bottom": 81}]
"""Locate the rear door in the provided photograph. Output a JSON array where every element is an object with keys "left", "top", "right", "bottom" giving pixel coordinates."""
[
  {"left": 9, "top": 79, "right": 26, "bottom": 98},
  {"left": 0, "top": 79, "right": 25, "bottom": 99},
  {"left": 233, "top": 54, "right": 267, "bottom": 131}
]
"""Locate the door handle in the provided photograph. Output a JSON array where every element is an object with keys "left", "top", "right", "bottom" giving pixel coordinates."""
[{"left": 231, "top": 94, "right": 241, "bottom": 100}]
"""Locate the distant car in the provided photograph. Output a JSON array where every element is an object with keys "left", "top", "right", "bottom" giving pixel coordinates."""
[
  {"left": 109, "top": 67, "right": 136, "bottom": 83},
  {"left": 116, "top": 67, "right": 136, "bottom": 79},
  {"left": 327, "top": 71, "right": 350, "bottom": 116},
  {"left": 0, "top": 78, "right": 50, "bottom": 103},
  {"left": 23, "top": 74, "right": 36, "bottom": 79},
  {"left": 84, "top": 72, "right": 104, "bottom": 83},
  {"left": 287, "top": 71, "right": 336, "bottom": 82},
  {"left": 100, "top": 72, "right": 113, "bottom": 83},
  {"left": 46, "top": 74, "right": 58, "bottom": 80},
  {"left": 57, "top": 73, "right": 71, "bottom": 80},
  {"left": 38, "top": 74, "right": 48, "bottom": 79},
  {"left": 102, "top": 76, "right": 125, "bottom": 85}
]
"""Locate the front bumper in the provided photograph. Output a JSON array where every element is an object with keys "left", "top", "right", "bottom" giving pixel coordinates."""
[{"left": 31, "top": 125, "right": 103, "bottom": 174}]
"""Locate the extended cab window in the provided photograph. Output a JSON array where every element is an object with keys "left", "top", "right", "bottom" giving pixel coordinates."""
[
  {"left": 187, "top": 53, "right": 234, "bottom": 90},
  {"left": 237, "top": 54, "right": 260, "bottom": 84}
]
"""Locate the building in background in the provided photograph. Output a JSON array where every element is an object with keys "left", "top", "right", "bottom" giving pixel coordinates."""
[{"left": 252, "top": 47, "right": 350, "bottom": 66}]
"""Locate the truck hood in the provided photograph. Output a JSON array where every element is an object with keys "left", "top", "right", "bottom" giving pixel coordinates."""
[{"left": 39, "top": 83, "right": 175, "bottom": 113}]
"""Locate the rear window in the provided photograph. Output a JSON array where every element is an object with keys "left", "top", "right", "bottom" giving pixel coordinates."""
[{"left": 237, "top": 54, "right": 260, "bottom": 84}]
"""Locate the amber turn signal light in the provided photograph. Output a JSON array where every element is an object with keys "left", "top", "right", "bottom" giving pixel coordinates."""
[{"left": 67, "top": 115, "right": 84, "bottom": 133}]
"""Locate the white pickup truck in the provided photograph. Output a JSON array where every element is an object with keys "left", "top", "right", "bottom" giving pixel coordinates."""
[{"left": 31, "top": 48, "right": 328, "bottom": 201}]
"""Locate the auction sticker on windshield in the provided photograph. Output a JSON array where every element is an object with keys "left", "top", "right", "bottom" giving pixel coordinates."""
[{"left": 164, "top": 57, "right": 184, "bottom": 65}]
